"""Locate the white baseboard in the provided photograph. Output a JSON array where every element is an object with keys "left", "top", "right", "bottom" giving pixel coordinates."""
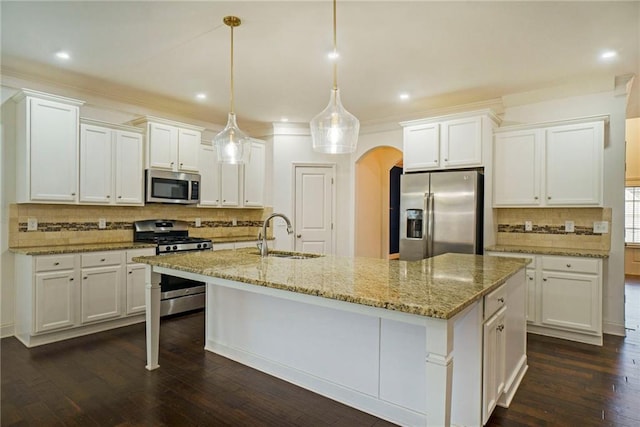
[
  {"left": 498, "top": 356, "right": 528, "bottom": 408},
  {"left": 1, "top": 323, "right": 14, "bottom": 339},
  {"left": 603, "top": 321, "right": 626, "bottom": 337},
  {"left": 205, "top": 339, "right": 426, "bottom": 427},
  {"left": 527, "top": 324, "right": 603, "bottom": 346}
]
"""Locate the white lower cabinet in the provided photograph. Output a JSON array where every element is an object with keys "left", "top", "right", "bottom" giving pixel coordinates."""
[
  {"left": 14, "top": 247, "right": 155, "bottom": 347},
  {"left": 482, "top": 305, "right": 506, "bottom": 425},
  {"left": 487, "top": 251, "right": 603, "bottom": 345}
]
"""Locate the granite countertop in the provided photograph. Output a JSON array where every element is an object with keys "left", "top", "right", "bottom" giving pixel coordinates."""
[
  {"left": 133, "top": 248, "right": 529, "bottom": 320},
  {"left": 486, "top": 245, "right": 609, "bottom": 258},
  {"left": 10, "top": 242, "right": 157, "bottom": 255}
]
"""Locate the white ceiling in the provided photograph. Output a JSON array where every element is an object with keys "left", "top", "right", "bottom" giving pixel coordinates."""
[{"left": 1, "top": 1, "right": 639, "bottom": 131}]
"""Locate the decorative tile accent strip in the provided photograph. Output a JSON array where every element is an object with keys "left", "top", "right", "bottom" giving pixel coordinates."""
[
  {"left": 196, "top": 220, "right": 264, "bottom": 228},
  {"left": 18, "top": 220, "right": 264, "bottom": 232},
  {"left": 498, "top": 224, "right": 597, "bottom": 236}
]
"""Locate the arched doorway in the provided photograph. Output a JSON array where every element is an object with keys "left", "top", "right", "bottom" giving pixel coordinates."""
[{"left": 355, "top": 146, "right": 403, "bottom": 259}]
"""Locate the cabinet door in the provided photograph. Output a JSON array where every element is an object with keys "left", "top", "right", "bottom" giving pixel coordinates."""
[
  {"left": 81, "top": 266, "right": 123, "bottom": 323},
  {"left": 29, "top": 98, "right": 79, "bottom": 202},
  {"left": 115, "top": 130, "right": 144, "bottom": 205},
  {"left": 441, "top": 116, "right": 482, "bottom": 168},
  {"left": 403, "top": 124, "right": 440, "bottom": 171},
  {"left": 526, "top": 270, "right": 537, "bottom": 323},
  {"left": 482, "top": 306, "right": 506, "bottom": 425},
  {"left": 493, "top": 130, "right": 542, "bottom": 206},
  {"left": 243, "top": 141, "right": 265, "bottom": 207},
  {"left": 198, "top": 144, "right": 221, "bottom": 206},
  {"left": 540, "top": 271, "right": 600, "bottom": 333},
  {"left": 80, "top": 124, "right": 113, "bottom": 204},
  {"left": 148, "top": 123, "right": 177, "bottom": 170},
  {"left": 35, "top": 270, "right": 77, "bottom": 333},
  {"left": 126, "top": 264, "right": 147, "bottom": 315},
  {"left": 221, "top": 163, "right": 240, "bottom": 206},
  {"left": 545, "top": 121, "right": 603, "bottom": 206},
  {"left": 177, "top": 129, "right": 200, "bottom": 172}
]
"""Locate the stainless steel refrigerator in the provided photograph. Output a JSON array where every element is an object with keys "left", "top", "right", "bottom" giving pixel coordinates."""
[{"left": 399, "top": 169, "right": 483, "bottom": 261}]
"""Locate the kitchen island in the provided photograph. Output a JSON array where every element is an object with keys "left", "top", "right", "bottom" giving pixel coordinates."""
[{"left": 133, "top": 249, "right": 529, "bottom": 426}]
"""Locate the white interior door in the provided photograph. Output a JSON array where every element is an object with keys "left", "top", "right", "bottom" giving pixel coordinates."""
[{"left": 294, "top": 165, "right": 334, "bottom": 254}]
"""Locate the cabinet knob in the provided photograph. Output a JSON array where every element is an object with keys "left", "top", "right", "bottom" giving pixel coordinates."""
[
  {"left": 215, "top": 199, "right": 219, "bottom": 203},
  {"left": 534, "top": 196, "right": 539, "bottom": 200},
  {"left": 171, "top": 162, "right": 174, "bottom": 166},
  {"left": 444, "top": 158, "right": 448, "bottom": 162},
  {"left": 296, "top": 234, "right": 302, "bottom": 238},
  {"left": 71, "top": 192, "right": 76, "bottom": 196},
  {"left": 128, "top": 271, "right": 133, "bottom": 275},
  {"left": 528, "top": 276, "right": 534, "bottom": 280},
  {"left": 118, "top": 196, "right": 122, "bottom": 199},
  {"left": 54, "top": 262, "right": 60, "bottom": 266},
  {"left": 548, "top": 196, "right": 552, "bottom": 200},
  {"left": 223, "top": 199, "right": 226, "bottom": 202},
  {"left": 106, "top": 195, "right": 110, "bottom": 198},
  {"left": 101, "top": 258, "right": 106, "bottom": 262},
  {"left": 566, "top": 264, "right": 571, "bottom": 268},
  {"left": 543, "top": 278, "right": 547, "bottom": 281},
  {"left": 497, "top": 324, "right": 505, "bottom": 332},
  {"left": 180, "top": 163, "right": 184, "bottom": 167},
  {"left": 83, "top": 276, "right": 88, "bottom": 280},
  {"left": 245, "top": 200, "right": 249, "bottom": 203},
  {"left": 69, "top": 278, "right": 74, "bottom": 282},
  {"left": 434, "top": 159, "right": 438, "bottom": 163},
  {"left": 497, "top": 297, "right": 505, "bottom": 304}
]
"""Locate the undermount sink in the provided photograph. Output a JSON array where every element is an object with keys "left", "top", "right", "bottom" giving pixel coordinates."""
[{"left": 253, "top": 250, "right": 322, "bottom": 260}]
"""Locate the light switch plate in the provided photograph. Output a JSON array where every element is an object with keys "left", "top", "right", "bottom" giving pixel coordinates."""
[
  {"left": 195, "top": 218, "right": 201, "bottom": 227},
  {"left": 232, "top": 218, "right": 237, "bottom": 226},
  {"left": 565, "top": 220, "right": 575, "bottom": 233},
  {"left": 524, "top": 221, "right": 533, "bottom": 232},
  {"left": 98, "top": 218, "right": 107, "bottom": 229},
  {"left": 27, "top": 217, "right": 38, "bottom": 231},
  {"left": 593, "top": 221, "right": 609, "bottom": 234}
]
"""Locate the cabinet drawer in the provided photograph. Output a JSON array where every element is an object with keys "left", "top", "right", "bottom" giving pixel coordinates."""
[
  {"left": 35, "top": 254, "right": 76, "bottom": 272},
  {"left": 541, "top": 256, "right": 598, "bottom": 274},
  {"left": 126, "top": 248, "right": 156, "bottom": 263},
  {"left": 484, "top": 284, "right": 507, "bottom": 320},
  {"left": 81, "top": 251, "right": 123, "bottom": 268}
]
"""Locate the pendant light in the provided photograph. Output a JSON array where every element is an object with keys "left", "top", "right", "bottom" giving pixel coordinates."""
[
  {"left": 310, "top": 0, "right": 359, "bottom": 154},
  {"left": 213, "top": 16, "right": 251, "bottom": 164}
]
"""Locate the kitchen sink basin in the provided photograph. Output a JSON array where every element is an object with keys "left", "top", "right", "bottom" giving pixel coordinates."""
[{"left": 268, "top": 253, "right": 315, "bottom": 260}]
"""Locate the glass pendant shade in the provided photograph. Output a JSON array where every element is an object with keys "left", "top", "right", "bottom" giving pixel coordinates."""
[
  {"left": 213, "top": 112, "right": 251, "bottom": 164},
  {"left": 310, "top": 88, "right": 360, "bottom": 154}
]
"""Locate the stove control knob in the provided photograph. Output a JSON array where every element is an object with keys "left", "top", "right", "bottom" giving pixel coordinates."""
[
  {"left": 197, "top": 243, "right": 202, "bottom": 249},
  {"left": 172, "top": 245, "right": 178, "bottom": 250},
  {"left": 202, "top": 243, "right": 209, "bottom": 249},
  {"left": 165, "top": 246, "right": 171, "bottom": 251}
]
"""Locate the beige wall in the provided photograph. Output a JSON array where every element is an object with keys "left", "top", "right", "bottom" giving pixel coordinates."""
[
  {"left": 355, "top": 147, "right": 402, "bottom": 259},
  {"left": 496, "top": 207, "right": 611, "bottom": 251},
  {"left": 9, "top": 204, "right": 271, "bottom": 248},
  {"left": 626, "top": 117, "right": 640, "bottom": 186}
]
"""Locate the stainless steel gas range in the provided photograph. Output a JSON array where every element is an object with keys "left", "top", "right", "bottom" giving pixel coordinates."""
[{"left": 133, "top": 219, "right": 212, "bottom": 316}]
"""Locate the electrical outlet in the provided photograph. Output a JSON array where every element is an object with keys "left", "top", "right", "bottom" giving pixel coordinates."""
[
  {"left": 565, "top": 220, "right": 575, "bottom": 233},
  {"left": 593, "top": 221, "right": 609, "bottom": 234},
  {"left": 524, "top": 221, "right": 533, "bottom": 232},
  {"left": 195, "top": 218, "right": 201, "bottom": 227},
  {"left": 98, "top": 218, "right": 107, "bottom": 229},
  {"left": 232, "top": 218, "right": 237, "bottom": 226},
  {"left": 27, "top": 218, "right": 38, "bottom": 231}
]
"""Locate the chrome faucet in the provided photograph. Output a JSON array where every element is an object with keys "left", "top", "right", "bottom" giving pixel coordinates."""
[{"left": 258, "top": 213, "right": 293, "bottom": 257}]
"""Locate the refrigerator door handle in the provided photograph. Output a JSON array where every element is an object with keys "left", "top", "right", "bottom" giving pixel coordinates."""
[{"left": 426, "top": 192, "right": 435, "bottom": 257}]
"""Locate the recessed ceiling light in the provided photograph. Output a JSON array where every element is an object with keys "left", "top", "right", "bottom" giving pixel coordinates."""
[
  {"left": 327, "top": 51, "right": 339, "bottom": 60},
  {"left": 281, "top": 117, "right": 289, "bottom": 122},
  {"left": 55, "top": 51, "right": 70, "bottom": 60},
  {"left": 399, "top": 93, "right": 410, "bottom": 101},
  {"left": 196, "top": 93, "right": 207, "bottom": 100},
  {"left": 600, "top": 50, "right": 618, "bottom": 60}
]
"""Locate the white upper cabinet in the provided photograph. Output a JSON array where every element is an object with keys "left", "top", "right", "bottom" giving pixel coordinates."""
[
  {"left": 130, "top": 116, "right": 204, "bottom": 173},
  {"left": 198, "top": 139, "right": 265, "bottom": 208},
  {"left": 13, "top": 89, "right": 84, "bottom": 203},
  {"left": 493, "top": 118, "right": 605, "bottom": 207},
  {"left": 401, "top": 111, "right": 496, "bottom": 172},
  {"left": 79, "top": 119, "right": 144, "bottom": 206},
  {"left": 243, "top": 140, "right": 266, "bottom": 207}
]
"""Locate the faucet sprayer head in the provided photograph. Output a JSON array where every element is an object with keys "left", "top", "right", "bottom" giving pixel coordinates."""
[{"left": 286, "top": 226, "right": 293, "bottom": 234}]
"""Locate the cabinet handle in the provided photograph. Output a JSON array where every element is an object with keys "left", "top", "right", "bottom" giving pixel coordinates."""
[
  {"left": 54, "top": 262, "right": 60, "bottom": 266},
  {"left": 497, "top": 324, "right": 505, "bottom": 332},
  {"left": 497, "top": 297, "right": 505, "bottom": 304},
  {"left": 566, "top": 264, "right": 571, "bottom": 268}
]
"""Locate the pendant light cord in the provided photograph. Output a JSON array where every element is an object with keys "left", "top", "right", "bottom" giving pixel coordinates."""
[
  {"left": 332, "top": 0, "right": 338, "bottom": 91},
  {"left": 230, "top": 24, "right": 235, "bottom": 114}
]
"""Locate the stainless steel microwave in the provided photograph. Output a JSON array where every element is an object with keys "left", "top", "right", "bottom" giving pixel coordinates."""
[{"left": 145, "top": 169, "right": 200, "bottom": 204}]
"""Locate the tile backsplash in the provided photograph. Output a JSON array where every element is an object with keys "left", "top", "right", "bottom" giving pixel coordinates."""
[
  {"left": 496, "top": 207, "right": 611, "bottom": 251},
  {"left": 9, "top": 204, "right": 272, "bottom": 248}
]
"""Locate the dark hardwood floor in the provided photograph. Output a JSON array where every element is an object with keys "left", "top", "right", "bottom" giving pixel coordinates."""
[{"left": 2, "top": 277, "right": 639, "bottom": 426}]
